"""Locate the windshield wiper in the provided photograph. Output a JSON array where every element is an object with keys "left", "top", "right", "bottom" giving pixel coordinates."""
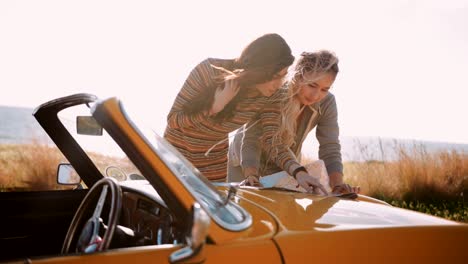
[
  {"left": 223, "top": 185, "right": 237, "bottom": 205},
  {"left": 191, "top": 185, "right": 237, "bottom": 209}
]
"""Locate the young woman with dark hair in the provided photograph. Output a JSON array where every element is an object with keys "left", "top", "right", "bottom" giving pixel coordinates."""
[{"left": 164, "top": 33, "right": 294, "bottom": 182}]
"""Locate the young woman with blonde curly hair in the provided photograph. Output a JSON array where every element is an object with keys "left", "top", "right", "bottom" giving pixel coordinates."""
[{"left": 228, "top": 50, "right": 359, "bottom": 194}]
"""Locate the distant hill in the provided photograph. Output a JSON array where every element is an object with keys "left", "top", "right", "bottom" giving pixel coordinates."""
[
  {"left": 1, "top": 105, "right": 467, "bottom": 161},
  {"left": 0, "top": 105, "right": 50, "bottom": 144},
  {"left": 299, "top": 133, "right": 468, "bottom": 162},
  {"left": 337, "top": 136, "right": 468, "bottom": 161}
]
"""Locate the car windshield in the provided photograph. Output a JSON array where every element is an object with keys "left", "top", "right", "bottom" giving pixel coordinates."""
[
  {"left": 58, "top": 104, "right": 142, "bottom": 184},
  {"left": 140, "top": 129, "right": 252, "bottom": 231},
  {"left": 59, "top": 101, "right": 251, "bottom": 231}
]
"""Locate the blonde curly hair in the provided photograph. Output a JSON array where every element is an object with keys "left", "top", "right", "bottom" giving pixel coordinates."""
[{"left": 270, "top": 50, "right": 339, "bottom": 156}]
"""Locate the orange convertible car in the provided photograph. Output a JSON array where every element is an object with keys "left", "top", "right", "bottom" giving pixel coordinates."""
[{"left": 1, "top": 94, "right": 467, "bottom": 263}]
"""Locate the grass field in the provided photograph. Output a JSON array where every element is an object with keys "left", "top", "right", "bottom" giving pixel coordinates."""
[
  {"left": 341, "top": 140, "right": 468, "bottom": 222},
  {"left": 0, "top": 142, "right": 136, "bottom": 191},
  {"left": 0, "top": 142, "right": 64, "bottom": 191},
  {"left": 2, "top": 141, "right": 467, "bottom": 222}
]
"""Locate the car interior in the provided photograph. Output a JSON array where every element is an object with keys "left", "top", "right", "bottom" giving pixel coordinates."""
[
  {"left": 0, "top": 179, "right": 186, "bottom": 261},
  {"left": 0, "top": 94, "right": 188, "bottom": 261}
]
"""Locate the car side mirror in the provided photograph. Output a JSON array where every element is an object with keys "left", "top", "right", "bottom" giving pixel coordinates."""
[
  {"left": 76, "top": 116, "right": 103, "bottom": 136},
  {"left": 169, "top": 203, "right": 210, "bottom": 264},
  {"left": 57, "top": 163, "right": 81, "bottom": 185}
]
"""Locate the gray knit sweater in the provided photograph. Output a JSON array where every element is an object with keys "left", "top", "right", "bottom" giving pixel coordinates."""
[{"left": 228, "top": 92, "right": 343, "bottom": 179}]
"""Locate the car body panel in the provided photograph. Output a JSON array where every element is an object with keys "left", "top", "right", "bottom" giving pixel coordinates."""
[
  {"left": 31, "top": 240, "right": 282, "bottom": 264},
  {"left": 275, "top": 225, "right": 468, "bottom": 262},
  {"left": 231, "top": 188, "right": 459, "bottom": 230}
]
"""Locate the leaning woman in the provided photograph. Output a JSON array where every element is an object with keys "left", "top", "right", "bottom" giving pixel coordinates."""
[
  {"left": 228, "top": 50, "right": 359, "bottom": 194},
  {"left": 164, "top": 33, "right": 294, "bottom": 182}
]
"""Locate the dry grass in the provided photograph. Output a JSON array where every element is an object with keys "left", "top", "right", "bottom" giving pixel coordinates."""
[
  {"left": 3, "top": 140, "right": 467, "bottom": 221},
  {"left": 342, "top": 141, "right": 468, "bottom": 201},
  {"left": 303, "top": 140, "right": 468, "bottom": 222},
  {"left": 0, "top": 142, "right": 65, "bottom": 191},
  {"left": 0, "top": 142, "right": 139, "bottom": 191}
]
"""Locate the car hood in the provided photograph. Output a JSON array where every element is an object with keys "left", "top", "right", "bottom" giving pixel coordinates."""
[{"left": 234, "top": 187, "right": 459, "bottom": 231}]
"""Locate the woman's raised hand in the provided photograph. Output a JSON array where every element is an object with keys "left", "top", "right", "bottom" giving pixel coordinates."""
[
  {"left": 209, "top": 79, "right": 240, "bottom": 115},
  {"left": 295, "top": 171, "right": 328, "bottom": 195}
]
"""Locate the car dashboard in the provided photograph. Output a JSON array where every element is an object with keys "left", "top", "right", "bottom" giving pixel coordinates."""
[{"left": 104, "top": 181, "right": 185, "bottom": 248}]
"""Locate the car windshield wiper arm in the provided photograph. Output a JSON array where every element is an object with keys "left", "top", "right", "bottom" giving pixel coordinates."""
[
  {"left": 223, "top": 185, "right": 237, "bottom": 205},
  {"left": 191, "top": 185, "right": 238, "bottom": 209}
]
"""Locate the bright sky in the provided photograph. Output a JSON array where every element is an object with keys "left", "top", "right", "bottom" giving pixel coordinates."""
[{"left": 1, "top": 0, "right": 467, "bottom": 144}]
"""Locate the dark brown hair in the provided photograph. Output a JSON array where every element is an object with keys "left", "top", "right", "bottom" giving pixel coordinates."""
[{"left": 185, "top": 33, "right": 294, "bottom": 120}]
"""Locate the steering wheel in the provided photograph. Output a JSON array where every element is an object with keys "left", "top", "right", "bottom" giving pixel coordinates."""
[{"left": 62, "top": 177, "right": 122, "bottom": 254}]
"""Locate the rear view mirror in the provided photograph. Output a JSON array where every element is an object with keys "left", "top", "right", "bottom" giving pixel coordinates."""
[
  {"left": 76, "top": 116, "right": 103, "bottom": 136},
  {"left": 57, "top": 163, "right": 81, "bottom": 185}
]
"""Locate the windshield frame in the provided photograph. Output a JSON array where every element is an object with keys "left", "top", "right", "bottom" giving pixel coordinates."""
[
  {"left": 149, "top": 132, "right": 252, "bottom": 231},
  {"left": 91, "top": 96, "right": 252, "bottom": 232},
  {"left": 33, "top": 93, "right": 103, "bottom": 187}
]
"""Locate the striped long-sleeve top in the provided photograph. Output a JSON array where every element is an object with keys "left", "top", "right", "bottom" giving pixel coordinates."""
[{"left": 164, "top": 58, "right": 281, "bottom": 181}]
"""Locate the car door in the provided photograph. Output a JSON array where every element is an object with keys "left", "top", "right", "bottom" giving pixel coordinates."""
[{"left": 0, "top": 188, "right": 88, "bottom": 261}]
